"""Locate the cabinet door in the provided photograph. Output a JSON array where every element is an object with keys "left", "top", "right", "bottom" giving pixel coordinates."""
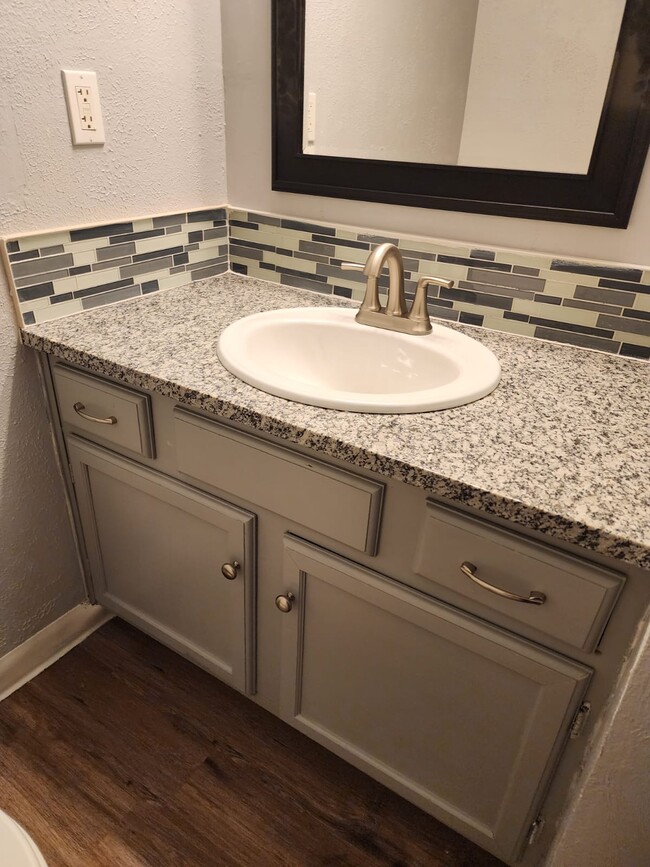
[
  {"left": 278, "top": 536, "right": 591, "bottom": 863},
  {"left": 68, "top": 436, "right": 256, "bottom": 694}
]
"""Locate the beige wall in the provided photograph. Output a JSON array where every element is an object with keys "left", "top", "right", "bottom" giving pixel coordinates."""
[
  {"left": 0, "top": 0, "right": 228, "bottom": 655},
  {"left": 222, "top": 0, "right": 650, "bottom": 268}
]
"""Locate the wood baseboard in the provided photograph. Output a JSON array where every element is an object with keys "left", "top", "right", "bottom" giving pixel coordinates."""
[{"left": 0, "top": 604, "right": 112, "bottom": 701}]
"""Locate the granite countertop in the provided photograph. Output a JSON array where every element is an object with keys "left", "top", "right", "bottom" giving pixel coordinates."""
[{"left": 21, "top": 273, "right": 650, "bottom": 570}]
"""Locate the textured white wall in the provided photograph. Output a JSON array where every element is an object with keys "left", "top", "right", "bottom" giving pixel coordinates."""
[
  {"left": 546, "top": 618, "right": 650, "bottom": 867},
  {"left": 0, "top": 0, "right": 227, "bottom": 655},
  {"left": 222, "top": 0, "right": 650, "bottom": 267},
  {"left": 303, "top": 0, "right": 478, "bottom": 164},
  {"left": 458, "top": 0, "right": 626, "bottom": 172}
]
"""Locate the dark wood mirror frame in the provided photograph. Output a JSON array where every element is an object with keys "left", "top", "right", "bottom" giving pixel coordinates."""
[{"left": 272, "top": 0, "right": 650, "bottom": 227}]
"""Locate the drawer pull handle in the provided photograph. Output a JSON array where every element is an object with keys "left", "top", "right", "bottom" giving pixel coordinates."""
[
  {"left": 73, "top": 402, "right": 117, "bottom": 425},
  {"left": 460, "top": 562, "right": 546, "bottom": 605},
  {"left": 275, "top": 592, "right": 295, "bottom": 613},
  {"left": 221, "top": 561, "right": 240, "bottom": 581}
]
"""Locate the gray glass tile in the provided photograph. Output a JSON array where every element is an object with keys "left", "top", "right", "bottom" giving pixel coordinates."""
[
  {"left": 50, "top": 292, "right": 74, "bottom": 304},
  {"left": 313, "top": 234, "right": 369, "bottom": 250},
  {"left": 529, "top": 316, "right": 613, "bottom": 337},
  {"left": 6, "top": 241, "right": 20, "bottom": 253},
  {"left": 120, "top": 257, "right": 173, "bottom": 279},
  {"left": 12, "top": 252, "right": 73, "bottom": 278},
  {"left": 293, "top": 250, "right": 329, "bottom": 265},
  {"left": 441, "top": 285, "right": 512, "bottom": 310},
  {"left": 575, "top": 284, "right": 636, "bottom": 307},
  {"left": 534, "top": 327, "right": 620, "bottom": 353},
  {"left": 316, "top": 263, "right": 365, "bottom": 283},
  {"left": 70, "top": 222, "right": 133, "bottom": 242},
  {"left": 174, "top": 253, "right": 189, "bottom": 266},
  {"left": 110, "top": 229, "right": 165, "bottom": 244},
  {"left": 17, "top": 282, "right": 54, "bottom": 302},
  {"left": 300, "top": 240, "right": 335, "bottom": 257},
  {"left": 459, "top": 311, "right": 485, "bottom": 325},
  {"left": 22, "top": 311, "right": 35, "bottom": 324},
  {"left": 551, "top": 260, "right": 643, "bottom": 282},
  {"left": 97, "top": 241, "right": 136, "bottom": 261},
  {"left": 504, "top": 311, "right": 529, "bottom": 322},
  {"left": 597, "top": 313, "right": 650, "bottom": 336},
  {"left": 563, "top": 298, "right": 623, "bottom": 315},
  {"left": 469, "top": 249, "right": 495, "bottom": 261},
  {"left": 81, "top": 284, "right": 141, "bottom": 309},
  {"left": 598, "top": 277, "right": 650, "bottom": 295},
  {"left": 9, "top": 250, "right": 39, "bottom": 262},
  {"left": 165, "top": 225, "right": 183, "bottom": 234},
  {"left": 142, "top": 280, "right": 159, "bottom": 293},
  {"left": 15, "top": 269, "right": 69, "bottom": 288},
  {"left": 190, "top": 262, "right": 228, "bottom": 280},
  {"left": 153, "top": 213, "right": 187, "bottom": 228},
  {"left": 70, "top": 265, "right": 92, "bottom": 276},
  {"left": 620, "top": 343, "right": 650, "bottom": 359},
  {"left": 204, "top": 226, "right": 227, "bottom": 240},
  {"left": 623, "top": 308, "right": 650, "bottom": 321},
  {"left": 513, "top": 265, "right": 540, "bottom": 277},
  {"left": 466, "top": 268, "right": 544, "bottom": 292},
  {"left": 440, "top": 255, "right": 511, "bottom": 273},
  {"left": 459, "top": 280, "right": 534, "bottom": 301},
  {"left": 399, "top": 249, "right": 437, "bottom": 262},
  {"left": 188, "top": 254, "right": 227, "bottom": 270},
  {"left": 231, "top": 262, "right": 248, "bottom": 274},
  {"left": 429, "top": 305, "right": 460, "bottom": 322},
  {"left": 170, "top": 265, "right": 186, "bottom": 275},
  {"left": 427, "top": 297, "right": 454, "bottom": 309},
  {"left": 188, "top": 231, "right": 204, "bottom": 243},
  {"left": 74, "top": 278, "right": 134, "bottom": 299},
  {"left": 249, "top": 213, "right": 281, "bottom": 227},
  {"left": 277, "top": 265, "right": 327, "bottom": 282},
  {"left": 188, "top": 208, "right": 226, "bottom": 222},
  {"left": 133, "top": 245, "right": 183, "bottom": 264},
  {"left": 230, "top": 237, "right": 276, "bottom": 254},
  {"left": 534, "top": 294, "right": 562, "bottom": 305},
  {"left": 280, "top": 274, "right": 333, "bottom": 294},
  {"left": 357, "top": 233, "right": 400, "bottom": 245},
  {"left": 40, "top": 244, "right": 65, "bottom": 256},
  {"left": 185, "top": 243, "right": 200, "bottom": 252},
  {"left": 282, "top": 219, "right": 335, "bottom": 235},
  {"left": 231, "top": 219, "right": 258, "bottom": 230},
  {"left": 231, "top": 245, "right": 263, "bottom": 261},
  {"left": 333, "top": 286, "right": 352, "bottom": 298}
]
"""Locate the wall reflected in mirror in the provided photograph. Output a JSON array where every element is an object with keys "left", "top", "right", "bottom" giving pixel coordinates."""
[{"left": 303, "top": 0, "right": 627, "bottom": 173}]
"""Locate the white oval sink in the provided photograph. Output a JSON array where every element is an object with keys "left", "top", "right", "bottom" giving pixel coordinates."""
[{"left": 217, "top": 307, "right": 500, "bottom": 413}]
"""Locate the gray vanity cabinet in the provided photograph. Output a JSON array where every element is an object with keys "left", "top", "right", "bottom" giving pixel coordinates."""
[
  {"left": 67, "top": 436, "right": 256, "bottom": 695},
  {"left": 277, "top": 535, "right": 592, "bottom": 863}
]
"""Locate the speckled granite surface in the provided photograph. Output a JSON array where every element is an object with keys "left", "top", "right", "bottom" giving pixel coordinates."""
[{"left": 21, "top": 273, "right": 650, "bottom": 570}]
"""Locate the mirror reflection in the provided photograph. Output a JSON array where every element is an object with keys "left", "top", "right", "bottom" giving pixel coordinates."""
[{"left": 303, "top": 0, "right": 627, "bottom": 173}]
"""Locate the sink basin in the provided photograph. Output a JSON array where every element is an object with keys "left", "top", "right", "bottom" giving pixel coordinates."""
[{"left": 217, "top": 307, "right": 500, "bottom": 413}]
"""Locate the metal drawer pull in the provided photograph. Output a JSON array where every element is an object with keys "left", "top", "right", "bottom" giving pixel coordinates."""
[
  {"left": 460, "top": 562, "right": 546, "bottom": 605},
  {"left": 275, "top": 592, "right": 295, "bottom": 613},
  {"left": 73, "top": 402, "right": 117, "bottom": 425}
]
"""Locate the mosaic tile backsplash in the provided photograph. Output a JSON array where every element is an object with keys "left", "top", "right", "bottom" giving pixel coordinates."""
[
  {"left": 3, "top": 206, "right": 649, "bottom": 359},
  {"left": 228, "top": 210, "right": 650, "bottom": 360},
  {"left": 3, "top": 208, "right": 228, "bottom": 325}
]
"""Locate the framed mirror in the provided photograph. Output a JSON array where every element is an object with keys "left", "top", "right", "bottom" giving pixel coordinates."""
[{"left": 272, "top": 0, "right": 650, "bottom": 227}]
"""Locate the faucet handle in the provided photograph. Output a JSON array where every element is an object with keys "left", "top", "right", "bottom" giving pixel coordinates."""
[
  {"left": 341, "top": 262, "right": 365, "bottom": 272},
  {"left": 408, "top": 276, "right": 455, "bottom": 334}
]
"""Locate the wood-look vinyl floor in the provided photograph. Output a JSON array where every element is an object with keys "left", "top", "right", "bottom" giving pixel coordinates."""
[{"left": 0, "top": 619, "right": 505, "bottom": 867}]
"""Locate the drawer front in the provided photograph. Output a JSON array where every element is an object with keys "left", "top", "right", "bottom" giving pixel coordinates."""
[
  {"left": 414, "top": 501, "right": 624, "bottom": 652},
  {"left": 173, "top": 408, "right": 383, "bottom": 554},
  {"left": 53, "top": 364, "right": 154, "bottom": 458}
]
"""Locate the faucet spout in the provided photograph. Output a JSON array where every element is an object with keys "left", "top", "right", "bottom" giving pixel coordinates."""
[{"left": 362, "top": 243, "right": 406, "bottom": 317}]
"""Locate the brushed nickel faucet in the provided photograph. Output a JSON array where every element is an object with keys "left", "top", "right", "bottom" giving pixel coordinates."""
[{"left": 342, "top": 243, "right": 453, "bottom": 335}]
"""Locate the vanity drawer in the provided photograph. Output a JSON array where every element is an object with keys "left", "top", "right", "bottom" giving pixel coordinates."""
[
  {"left": 414, "top": 501, "right": 623, "bottom": 652},
  {"left": 173, "top": 408, "right": 383, "bottom": 554},
  {"left": 52, "top": 364, "right": 154, "bottom": 458}
]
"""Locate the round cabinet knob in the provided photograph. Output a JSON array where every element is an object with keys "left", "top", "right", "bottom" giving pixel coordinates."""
[
  {"left": 275, "top": 592, "right": 295, "bottom": 613},
  {"left": 221, "top": 561, "right": 240, "bottom": 581}
]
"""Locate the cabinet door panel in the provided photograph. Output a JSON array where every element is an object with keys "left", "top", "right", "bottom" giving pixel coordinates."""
[
  {"left": 278, "top": 536, "right": 591, "bottom": 863},
  {"left": 69, "top": 436, "right": 255, "bottom": 694}
]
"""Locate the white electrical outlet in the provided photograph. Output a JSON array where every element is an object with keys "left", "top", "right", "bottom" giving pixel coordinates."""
[{"left": 61, "top": 70, "right": 105, "bottom": 145}]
